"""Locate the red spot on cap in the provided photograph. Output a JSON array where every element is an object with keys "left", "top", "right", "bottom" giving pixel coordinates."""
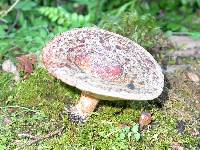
[{"left": 92, "top": 64, "right": 122, "bottom": 81}]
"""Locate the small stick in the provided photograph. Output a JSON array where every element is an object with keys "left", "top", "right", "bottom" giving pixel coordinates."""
[
  {"left": 18, "top": 133, "right": 37, "bottom": 139},
  {"left": 15, "top": 126, "right": 65, "bottom": 150},
  {"left": 0, "top": 105, "right": 38, "bottom": 113},
  {"left": 6, "top": 10, "right": 20, "bottom": 33},
  {"left": 0, "top": 0, "right": 20, "bottom": 18}
]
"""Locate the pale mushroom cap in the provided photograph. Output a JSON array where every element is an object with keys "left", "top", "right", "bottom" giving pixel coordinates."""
[{"left": 42, "top": 27, "right": 164, "bottom": 100}]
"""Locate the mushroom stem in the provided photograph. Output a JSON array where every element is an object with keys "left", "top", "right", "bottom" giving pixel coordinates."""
[
  {"left": 75, "top": 93, "right": 99, "bottom": 117},
  {"left": 67, "top": 92, "right": 99, "bottom": 123}
]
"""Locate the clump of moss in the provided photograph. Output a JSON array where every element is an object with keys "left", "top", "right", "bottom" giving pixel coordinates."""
[
  {"left": 0, "top": 72, "right": 15, "bottom": 103},
  {"left": 24, "top": 66, "right": 200, "bottom": 149},
  {"left": 2, "top": 66, "right": 199, "bottom": 149},
  {"left": 27, "top": 99, "right": 198, "bottom": 149},
  {"left": 12, "top": 68, "right": 80, "bottom": 120}
]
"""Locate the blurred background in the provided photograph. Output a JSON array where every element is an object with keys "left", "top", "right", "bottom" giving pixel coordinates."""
[{"left": 0, "top": 0, "right": 200, "bottom": 61}]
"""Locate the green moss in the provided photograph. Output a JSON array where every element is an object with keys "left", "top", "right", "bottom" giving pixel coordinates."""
[
  {"left": 12, "top": 68, "right": 80, "bottom": 120},
  {"left": 23, "top": 68, "right": 199, "bottom": 149},
  {"left": 0, "top": 72, "right": 15, "bottom": 103},
  {"left": 25, "top": 100, "right": 198, "bottom": 149},
  {"left": 1, "top": 66, "right": 199, "bottom": 149}
]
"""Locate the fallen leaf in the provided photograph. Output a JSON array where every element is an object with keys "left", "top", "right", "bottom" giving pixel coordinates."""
[
  {"left": 16, "top": 54, "right": 37, "bottom": 78},
  {"left": 139, "top": 112, "right": 152, "bottom": 128},
  {"left": 187, "top": 72, "right": 199, "bottom": 83}
]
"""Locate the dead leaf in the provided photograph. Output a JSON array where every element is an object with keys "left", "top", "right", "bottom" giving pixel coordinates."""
[
  {"left": 16, "top": 54, "right": 37, "bottom": 78},
  {"left": 139, "top": 112, "right": 152, "bottom": 128},
  {"left": 187, "top": 72, "right": 199, "bottom": 83}
]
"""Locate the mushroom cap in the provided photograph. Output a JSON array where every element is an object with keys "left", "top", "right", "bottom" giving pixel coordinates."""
[{"left": 42, "top": 27, "right": 164, "bottom": 100}]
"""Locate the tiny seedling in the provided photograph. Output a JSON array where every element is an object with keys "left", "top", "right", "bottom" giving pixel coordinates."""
[{"left": 118, "top": 123, "right": 141, "bottom": 142}]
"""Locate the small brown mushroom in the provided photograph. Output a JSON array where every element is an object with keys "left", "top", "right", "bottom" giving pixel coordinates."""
[{"left": 42, "top": 27, "right": 164, "bottom": 123}]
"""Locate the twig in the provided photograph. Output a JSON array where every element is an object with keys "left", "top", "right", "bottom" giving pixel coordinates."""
[
  {"left": 15, "top": 126, "right": 65, "bottom": 150},
  {"left": 0, "top": 0, "right": 20, "bottom": 18},
  {"left": 18, "top": 133, "right": 37, "bottom": 139},
  {"left": 0, "top": 18, "right": 8, "bottom": 24},
  {"left": 6, "top": 10, "right": 20, "bottom": 33},
  {"left": 0, "top": 105, "right": 38, "bottom": 113}
]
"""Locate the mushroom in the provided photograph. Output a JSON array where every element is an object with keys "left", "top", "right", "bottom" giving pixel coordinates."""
[{"left": 42, "top": 27, "right": 164, "bottom": 123}]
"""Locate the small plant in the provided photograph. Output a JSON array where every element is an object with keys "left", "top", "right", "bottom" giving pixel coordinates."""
[
  {"left": 146, "top": 0, "right": 200, "bottom": 33},
  {"left": 38, "top": 7, "right": 91, "bottom": 28},
  {"left": 100, "top": 123, "right": 141, "bottom": 142},
  {"left": 99, "top": 11, "right": 172, "bottom": 59},
  {"left": 99, "top": 11, "right": 161, "bottom": 49},
  {"left": 117, "top": 123, "right": 141, "bottom": 142}
]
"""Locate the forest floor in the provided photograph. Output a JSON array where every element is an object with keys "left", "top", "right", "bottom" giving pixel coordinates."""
[{"left": 0, "top": 35, "right": 199, "bottom": 150}]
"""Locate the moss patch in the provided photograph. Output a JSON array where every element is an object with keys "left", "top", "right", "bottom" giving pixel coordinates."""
[
  {"left": 21, "top": 100, "right": 198, "bottom": 149},
  {"left": 0, "top": 65, "right": 199, "bottom": 149},
  {"left": 12, "top": 68, "right": 80, "bottom": 120},
  {"left": 0, "top": 72, "right": 15, "bottom": 103}
]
